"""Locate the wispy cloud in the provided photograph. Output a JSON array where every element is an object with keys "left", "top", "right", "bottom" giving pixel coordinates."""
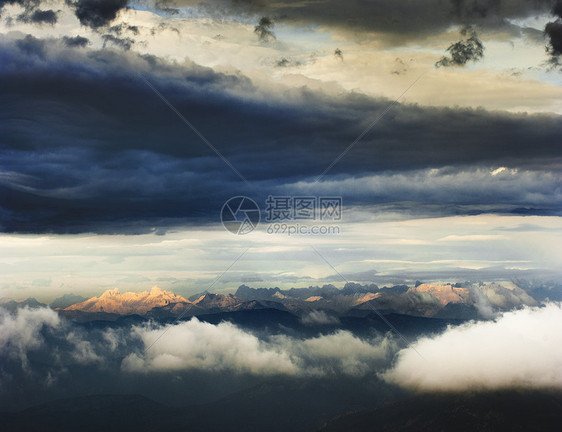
[{"left": 0, "top": 306, "right": 60, "bottom": 371}]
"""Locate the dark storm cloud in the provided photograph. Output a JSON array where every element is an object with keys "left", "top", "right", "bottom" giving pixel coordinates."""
[
  {"left": 162, "top": 0, "right": 555, "bottom": 41},
  {"left": 72, "top": 0, "right": 128, "bottom": 29},
  {"left": 546, "top": 19, "right": 562, "bottom": 53},
  {"left": 0, "top": 1, "right": 554, "bottom": 41},
  {"left": 17, "top": 8, "right": 57, "bottom": 24},
  {"left": 0, "top": 0, "right": 39, "bottom": 12},
  {"left": 254, "top": 16, "right": 275, "bottom": 42},
  {"left": 150, "top": 21, "right": 180, "bottom": 36},
  {"left": 0, "top": 33, "right": 561, "bottom": 233},
  {"left": 154, "top": 0, "right": 179, "bottom": 15},
  {"left": 107, "top": 22, "right": 140, "bottom": 36},
  {"left": 0, "top": 0, "right": 40, "bottom": 24},
  {"left": 62, "top": 35, "right": 89, "bottom": 47},
  {"left": 556, "top": 0, "right": 562, "bottom": 15},
  {"left": 101, "top": 33, "right": 134, "bottom": 50},
  {"left": 275, "top": 57, "right": 302, "bottom": 67},
  {"left": 0, "top": 1, "right": 121, "bottom": 28},
  {"left": 275, "top": 57, "right": 290, "bottom": 67},
  {"left": 545, "top": 1, "right": 562, "bottom": 66},
  {"left": 450, "top": 0, "right": 503, "bottom": 19},
  {"left": 334, "top": 48, "right": 343, "bottom": 61},
  {"left": 435, "top": 26, "right": 484, "bottom": 67},
  {"left": 14, "top": 33, "right": 45, "bottom": 56}
]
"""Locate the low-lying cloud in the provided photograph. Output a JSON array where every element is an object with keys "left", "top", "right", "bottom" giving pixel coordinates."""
[
  {"left": 0, "top": 307, "right": 396, "bottom": 381},
  {"left": 123, "top": 319, "right": 298, "bottom": 375},
  {"left": 383, "top": 303, "right": 562, "bottom": 391},
  {"left": 300, "top": 310, "right": 340, "bottom": 326},
  {"left": 0, "top": 306, "right": 60, "bottom": 370},
  {"left": 124, "top": 319, "right": 395, "bottom": 376},
  {"left": 274, "top": 331, "right": 394, "bottom": 376},
  {"left": 2, "top": 303, "right": 562, "bottom": 409}
]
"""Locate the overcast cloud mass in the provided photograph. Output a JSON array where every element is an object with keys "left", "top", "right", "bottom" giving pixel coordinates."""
[{"left": 0, "top": 24, "right": 560, "bottom": 233}]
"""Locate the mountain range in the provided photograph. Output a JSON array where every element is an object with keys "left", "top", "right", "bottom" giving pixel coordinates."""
[
  {"left": 37, "top": 280, "right": 545, "bottom": 322},
  {"left": 0, "top": 297, "right": 47, "bottom": 313},
  {"left": 2, "top": 279, "right": 553, "bottom": 323},
  {"left": 64, "top": 286, "right": 189, "bottom": 315}
]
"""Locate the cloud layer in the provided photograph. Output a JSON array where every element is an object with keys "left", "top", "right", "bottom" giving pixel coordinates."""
[
  {"left": 124, "top": 318, "right": 395, "bottom": 376},
  {"left": 0, "top": 306, "right": 60, "bottom": 370},
  {"left": 123, "top": 319, "right": 299, "bottom": 375},
  {"left": 384, "top": 303, "right": 562, "bottom": 391},
  {"left": 0, "top": 306, "right": 395, "bottom": 382},
  {"left": 0, "top": 31, "right": 560, "bottom": 233},
  {"left": 158, "top": 0, "right": 555, "bottom": 42},
  {"left": 5, "top": 303, "right": 561, "bottom": 388},
  {"left": 2, "top": 303, "right": 561, "bottom": 411}
]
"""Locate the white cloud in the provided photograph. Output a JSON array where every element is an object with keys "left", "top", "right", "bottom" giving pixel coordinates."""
[
  {"left": 481, "top": 283, "right": 537, "bottom": 310},
  {"left": 5, "top": 303, "right": 561, "bottom": 390},
  {"left": 300, "top": 310, "right": 340, "bottom": 325},
  {"left": 122, "top": 318, "right": 397, "bottom": 376},
  {"left": 122, "top": 318, "right": 299, "bottom": 375},
  {"left": 0, "top": 306, "right": 105, "bottom": 376},
  {"left": 103, "top": 328, "right": 121, "bottom": 351},
  {"left": 491, "top": 166, "right": 518, "bottom": 176},
  {"left": 0, "top": 306, "right": 60, "bottom": 370},
  {"left": 66, "top": 331, "right": 102, "bottom": 365},
  {"left": 0, "top": 306, "right": 393, "bottom": 379},
  {"left": 468, "top": 285, "right": 496, "bottom": 319},
  {"left": 438, "top": 235, "right": 507, "bottom": 242},
  {"left": 383, "top": 303, "right": 562, "bottom": 391},
  {"left": 276, "top": 331, "right": 396, "bottom": 376}
]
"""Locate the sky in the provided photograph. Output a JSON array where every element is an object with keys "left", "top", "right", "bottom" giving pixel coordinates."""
[{"left": 0, "top": 0, "right": 561, "bottom": 301}]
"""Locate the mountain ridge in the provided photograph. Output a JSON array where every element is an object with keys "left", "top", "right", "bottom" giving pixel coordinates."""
[
  {"left": 64, "top": 286, "right": 191, "bottom": 315},
  {"left": 12, "top": 281, "right": 549, "bottom": 321}
]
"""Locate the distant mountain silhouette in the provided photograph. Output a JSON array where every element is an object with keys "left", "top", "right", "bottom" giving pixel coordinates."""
[
  {"left": 0, "top": 377, "right": 401, "bottom": 432},
  {"left": 0, "top": 298, "right": 46, "bottom": 313},
  {"left": 188, "top": 290, "right": 209, "bottom": 301},
  {"left": 50, "top": 293, "right": 88, "bottom": 309},
  {"left": 318, "top": 390, "right": 562, "bottom": 432},
  {"left": 235, "top": 283, "right": 380, "bottom": 301},
  {"left": 3, "top": 390, "right": 561, "bottom": 432}
]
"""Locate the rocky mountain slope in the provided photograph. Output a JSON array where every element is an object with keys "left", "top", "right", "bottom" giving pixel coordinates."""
[
  {"left": 64, "top": 286, "right": 191, "bottom": 315},
  {"left": 22, "top": 280, "right": 545, "bottom": 321}
]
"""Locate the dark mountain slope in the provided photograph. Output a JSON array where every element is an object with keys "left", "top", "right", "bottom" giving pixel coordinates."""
[{"left": 318, "top": 390, "right": 562, "bottom": 432}]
